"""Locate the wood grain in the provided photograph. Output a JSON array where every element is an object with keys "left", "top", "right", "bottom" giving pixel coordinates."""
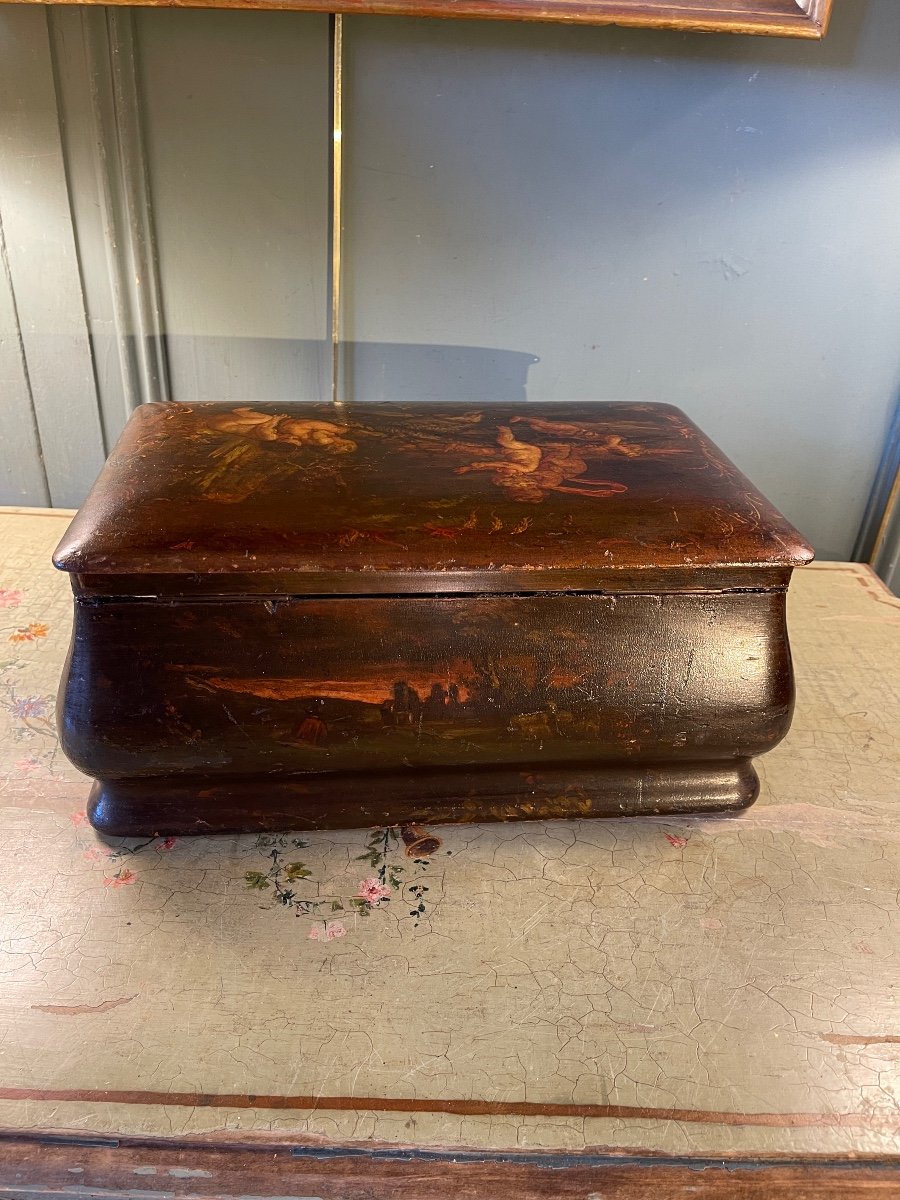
[
  {"left": 0, "top": 1133, "right": 894, "bottom": 1199},
  {"left": 5, "top": 0, "right": 835, "bottom": 37}
]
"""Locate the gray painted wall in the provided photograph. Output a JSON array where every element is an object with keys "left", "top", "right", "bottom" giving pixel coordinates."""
[{"left": 1, "top": 1, "right": 899, "bottom": 565}]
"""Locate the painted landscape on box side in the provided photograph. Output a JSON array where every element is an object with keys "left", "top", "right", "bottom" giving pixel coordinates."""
[
  {"left": 175, "top": 597, "right": 632, "bottom": 771},
  {"left": 81, "top": 593, "right": 778, "bottom": 778}
]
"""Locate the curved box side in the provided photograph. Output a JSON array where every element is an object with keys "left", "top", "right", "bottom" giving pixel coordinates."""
[
  {"left": 53, "top": 400, "right": 810, "bottom": 835},
  {"left": 57, "top": 590, "right": 796, "bottom": 833}
]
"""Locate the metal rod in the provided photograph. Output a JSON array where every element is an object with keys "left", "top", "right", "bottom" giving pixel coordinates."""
[{"left": 329, "top": 13, "right": 344, "bottom": 407}]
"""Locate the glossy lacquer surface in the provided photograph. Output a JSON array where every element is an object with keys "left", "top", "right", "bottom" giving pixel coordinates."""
[
  {"left": 54, "top": 402, "right": 810, "bottom": 834},
  {"left": 54, "top": 402, "right": 812, "bottom": 593},
  {"left": 59, "top": 589, "right": 794, "bottom": 834}
]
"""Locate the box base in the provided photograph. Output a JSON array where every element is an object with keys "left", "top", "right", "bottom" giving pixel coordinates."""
[{"left": 87, "top": 760, "right": 760, "bottom": 837}]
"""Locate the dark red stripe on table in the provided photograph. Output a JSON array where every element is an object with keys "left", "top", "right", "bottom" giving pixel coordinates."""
[{"left": 0, "top": 1088, "right": 897, "bottom": 1131}]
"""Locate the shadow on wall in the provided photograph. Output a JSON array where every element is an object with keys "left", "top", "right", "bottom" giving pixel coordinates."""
[
  {"left": 125, "top": 336, "right": 540, "bottom": 405},
  {"left": 342, "top": 342, "right": 539, "bottom": 403}
]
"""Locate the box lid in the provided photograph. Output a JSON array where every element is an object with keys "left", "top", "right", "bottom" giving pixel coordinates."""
[{"left": 54, "top": 401, "right": 813, "bottom": 595}]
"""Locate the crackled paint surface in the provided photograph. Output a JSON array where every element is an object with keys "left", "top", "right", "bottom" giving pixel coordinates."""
[{"left": 0, "top": 508, "right": 898, "bottom": 1156}]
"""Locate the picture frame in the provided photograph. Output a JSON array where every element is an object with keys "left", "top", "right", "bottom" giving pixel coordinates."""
[
  {"left": 318, "top": 0, "right": 836, "bottom": 35},
  {"left": 15, "top": 0, "right": 835, "bottom": 37}
]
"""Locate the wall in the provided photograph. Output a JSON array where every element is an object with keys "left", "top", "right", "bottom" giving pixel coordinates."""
[{"left": 0, "top": 0, "right": 899, "bottom": 563}]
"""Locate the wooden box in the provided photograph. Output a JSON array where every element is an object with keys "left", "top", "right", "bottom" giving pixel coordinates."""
[{"left": 53, "top": 401, "right": 812, "bottom": 836}]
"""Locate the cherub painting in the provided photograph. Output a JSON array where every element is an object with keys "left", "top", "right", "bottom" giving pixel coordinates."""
[
  {"left": 184, "top": 403, "right": 687, "bottom": 510},
  {"left": 451, "top": 416, "right": 685, "bottom": 503},
  {"left": 455, "top": 425, "right": 629, "bottom": 503},
  {"left": 204, "top": 407, "right": 357, "bottom": 454},
  {"left": 194, "top": 407, "right": 359, "bottom": 502}
]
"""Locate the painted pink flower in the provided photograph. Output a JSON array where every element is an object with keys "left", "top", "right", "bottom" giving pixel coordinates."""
[
  {"left": 665, "top": 833, "right": 688, "bottom": 849},
  {"left": 0, "top": 588, "right": 23, "bottom": 608},
  {"left": 70, "top": 810, "right": 88, "bottom": 826},
  {"left": 156, "top": 837, "right": 177, "bottom": 852},
  {"left": 15, "top": 757, "right": 41, "bottom": 774},
  {"left": 310, "top": 921, "right": 348, "bottom": 942},
  {"left": 103, "top": 868, "right": 136, "bottom": 887},
  {"left": 357, "top": 877, "right": 391, "bottom": 906},
  {"left": 83, "top": 848, "right": 114, "bottom": 863}
]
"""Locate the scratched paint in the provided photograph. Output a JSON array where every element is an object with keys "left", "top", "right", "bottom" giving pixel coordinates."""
[{"left": 32, "top": 996, "right": 137, "bottom": 1016}]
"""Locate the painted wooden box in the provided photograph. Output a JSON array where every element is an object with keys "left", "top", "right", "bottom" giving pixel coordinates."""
[{"left": 53, "top": 401, "right": 813, "bottom": 836}]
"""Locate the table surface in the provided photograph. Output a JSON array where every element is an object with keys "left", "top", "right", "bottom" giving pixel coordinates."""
[{"left": 0, "top": 506, "right": 898, "bottom": 1165}]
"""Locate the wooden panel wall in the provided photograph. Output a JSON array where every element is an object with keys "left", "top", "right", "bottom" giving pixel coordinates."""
[
  {"left": 0, "top": 2, "right": 898, "bottom": 571},
  {"left": 0, "top": 5, "right": 329, "bottom": 509},
  {"left": 0, "top": 7, "right": 106, "bottom": 507}
]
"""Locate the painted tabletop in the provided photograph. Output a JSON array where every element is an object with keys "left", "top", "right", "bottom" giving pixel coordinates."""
[{"left": 0, "top": 507, "right": 898, "bottom": 1158}]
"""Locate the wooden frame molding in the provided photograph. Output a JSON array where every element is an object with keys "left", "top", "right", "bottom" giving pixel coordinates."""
[
  {"left": 0, "top": 1132, "right": 896, "bottom": 1199},
  {"left": 48, "top": 8, "right": 171, "bottom": 425},
  {"left": 14, "top": 0, "right": 834, "bottom": 37},
  {"left": 0, "top": 6, "right": 107, "bottom": 508}
]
